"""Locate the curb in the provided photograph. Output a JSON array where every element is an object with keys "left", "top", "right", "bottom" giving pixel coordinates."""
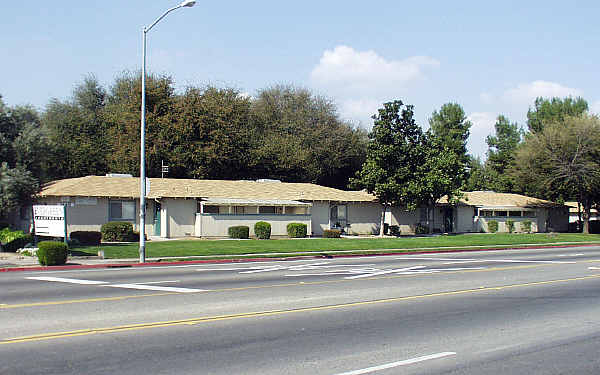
[{"left": 1, "top": 243, "right": 598, "bottom": 273}]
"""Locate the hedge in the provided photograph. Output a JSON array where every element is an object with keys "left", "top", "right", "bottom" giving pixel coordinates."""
[
  {"left": 488, "top": 220, "right": 499, "bottom": 233},
  {"left": 0, "top": 228, "right": 33, "bottom": 252},
  {"left": 254, "top": 221, "right": 271, "bottom": 240},
  {"left": 506, "top": 220, "right": 515, "bottom": 233},
  {"left": 521, "top": 220, "right": 532, "bottom": 233},
  {"left": 323, "top": 229, "right": 342, "bottom": 238},
  {"left": 389, "top": 225, "right": 400, "bottom": 236},
  {"left": 228, "top": 226, "right": 249, "bottom": 239},
  {"left": 37, "top": 241, "right": 68, "bottom": 266},
  {"left": 101, "top": 222, "right": 134, "bottom": 242},
  {"left": 70, "top": 231, "right": 102, "bottom": 245},
  {"left": 287, "top": 223, "right": 307, "bottom": 238}
]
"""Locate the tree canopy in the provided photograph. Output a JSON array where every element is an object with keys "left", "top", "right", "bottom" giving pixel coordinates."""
[{"left": 526, "top": 96, "right": 588, "bottom": 133}]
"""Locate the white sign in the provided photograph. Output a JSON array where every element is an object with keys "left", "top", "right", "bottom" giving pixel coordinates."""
[{"left": 33, "top": 205, "right": 66, "bottom": 237}]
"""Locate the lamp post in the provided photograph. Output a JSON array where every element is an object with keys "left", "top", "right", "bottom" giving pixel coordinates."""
[{"left": 140, "top": 0, "right": 195, "bottom": 263}]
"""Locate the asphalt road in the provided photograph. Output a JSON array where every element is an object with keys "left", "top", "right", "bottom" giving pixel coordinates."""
[{"left": 2, "top": 246, "right": 600, "bottom": 374}]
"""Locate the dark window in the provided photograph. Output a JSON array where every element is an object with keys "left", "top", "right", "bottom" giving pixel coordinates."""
[
  {"left": 496, "top": 211, "right": 508, "bottom": 217},
  {"left": 509, "top": 211, "right": 522, "bottom": 217},
  {"left": 259, "top": 206, "right": 277, "bottom": 214},
  {"left": 109, "top": 200, "right": 135, "bottom": 221},
  {"left": 203, "top": 205, "right": 219, "bottom": 214}
]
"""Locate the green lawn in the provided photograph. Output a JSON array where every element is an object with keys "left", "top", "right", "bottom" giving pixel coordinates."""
[{"left": 72, "top": 233, "right": 600, "bottom": 259}]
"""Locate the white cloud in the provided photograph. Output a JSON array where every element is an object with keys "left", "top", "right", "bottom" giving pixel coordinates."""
[
  {"left": 467, "top": 112, "right": 497, "bottom": 159},
  {"left": 502, "top": 80, "right": 583, "bottom": 107},
  {"left": 309, "top": 45, "right": 440, "bottom": 127}
]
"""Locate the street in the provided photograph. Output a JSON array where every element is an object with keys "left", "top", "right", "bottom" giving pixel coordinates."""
[{"left": 2, "top": 246, "right": 600, "bottom": 374}]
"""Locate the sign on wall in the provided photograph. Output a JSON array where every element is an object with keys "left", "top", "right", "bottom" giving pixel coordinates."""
[{"left": 33, "top": 205, "right": 67, "bottom": 238}]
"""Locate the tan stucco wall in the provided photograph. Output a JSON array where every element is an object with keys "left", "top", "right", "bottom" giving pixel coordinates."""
[
  {"left": 455, "top": 206, "right": 475, "bottom": 233},
  {"left": 164, "top": 198, "right": 196, "bottom": 238},
  {"left": 197, "top": 214, "right": 311, "bottom": 237},
  {"left": 347, "top": 203, "right": 382, "bottom": 235},
  {"left": 311, "top": 202, "right": 330, "bottom": 236},
  {"left": 38, "top": 197, "right": 112, "bottom": 234},
  {"left": 389, "top": 208, "right": 419, "bottom": 234}
]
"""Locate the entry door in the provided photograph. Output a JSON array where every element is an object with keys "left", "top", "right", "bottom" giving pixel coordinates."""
[
  {"left": 153, "top": 202, "right": 161, "bottom": 236},
  {"left": 330, "top": 205, "right": 347, "bottom": 229},
  {"left": 443, "top": 208, "right": 454, "bottom": 233}
]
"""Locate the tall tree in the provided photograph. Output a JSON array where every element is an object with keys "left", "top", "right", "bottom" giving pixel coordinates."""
[
  {"left": 43, "top": 75, "right": 108, "bottom": 179},
  {"left": 429, "top": 103, "right": 471, "bottom": 164},
  {"left": 250, "top": 85, "right": 367, "bottom": 188},
  {"left": 485, "top": 115, "right": 522, "bottom": 192},
  {"left": 526, "top": 96, "right": 588, "bottom": 133},
  {"left": 350, "top": 100, "right": 425, "bottom": 236},
  {"left": 0, "top": 162, "right": 39, "bottom": 221},
  {"left": 463, "top": 156, "right": 488, "bottom": 191},
  {"left": 513, "top": 114, "right": 600, "bottom": 233}
]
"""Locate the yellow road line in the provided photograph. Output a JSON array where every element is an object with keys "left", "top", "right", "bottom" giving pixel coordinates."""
[
  {"left": 0, "top": 292, "right": 174, "bottom": 309},
  {"left": 3, "top": 274, "right": 600, "bottom": 345}
]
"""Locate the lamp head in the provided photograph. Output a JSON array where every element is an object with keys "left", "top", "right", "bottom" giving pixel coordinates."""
[{"left": 180, "top": 0, "right": 196, "bottom": 7}]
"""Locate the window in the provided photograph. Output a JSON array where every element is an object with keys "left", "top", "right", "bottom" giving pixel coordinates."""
[
  {"left": 233, "top": 206, "right": 246, "bottom": 214},
  {"left": 509, "top": 211, "right": 522, "bottom": 217},
  {"left": 495, "top": 211, "right": 508, "bottom": 217},
  {"left": 109, "top": 200, "right": 135, "bottom": 221},
  {"left": 522, "top": 210, "right": 536, "bottom": 218},
  {"left": 259, "top": 206, "right": 277, "bottom": 214},
  {"left": 203, "top": 205, "right": 219, "bottom": 214},
  {"left": 479, "top": 210, "right": 493, "bottom": 217}
]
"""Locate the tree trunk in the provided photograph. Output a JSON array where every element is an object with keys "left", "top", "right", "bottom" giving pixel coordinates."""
[
  {"left": 583, "top": 200, "right": 591, "bottom": 234},
  {"left": 428, "top": 204, "right": 435, "bottom": 234}
]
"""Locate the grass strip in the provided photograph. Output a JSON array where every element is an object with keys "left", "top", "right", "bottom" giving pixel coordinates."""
[{"left": 71, "top": 233, "right": 600, "bottom": 259}]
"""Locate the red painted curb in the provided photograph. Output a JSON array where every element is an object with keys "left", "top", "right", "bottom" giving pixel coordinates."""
[{"left": 1, "top": 243, "right": 597, "bottom": 273}]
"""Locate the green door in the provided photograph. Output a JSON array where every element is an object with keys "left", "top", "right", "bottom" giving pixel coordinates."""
[{"left": 153, "top": 202, "right": 161, "bottom": 236}]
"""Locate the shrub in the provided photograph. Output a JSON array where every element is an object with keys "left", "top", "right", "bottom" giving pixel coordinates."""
[
  {"left": 389, "top": 225, "right": 400, "bottom": 236},
  {"left": 0, "top": 222, "right": 9, "bottom": 229},
  {"left": 488, "top": 220, "right": 499, "bottom": 233},
  {"left": 506, "top": 219, "right": 515, "bottom": 233},
  {"left": 101, "top": 222, "right": 134, "bottom": 242},
  {"left": 287, "top": 223, "right": 307, "bottom": 238},
  {"left": 521, "top": 220, "right": 532, "bottom": 233},
  {"left": 0, "top": 228, "right": 33, "bottom": 252},
  {"left": 70, "top": 231, "right": 102, "bottom": 245},
  {"left": 323, "top": 229, "right": 342, "bottom": 238},
  {"left": 37, "top": 241, "right": 68, "bottom": 266},
  {"left": 254, "top": 221, "right": 271, "bottom": 239},
  {"left": 228, "top": 226, "right": 249, "bottom": 239},
  {"left": 414, "top": 223, "right": 430, "bottom": 235}
]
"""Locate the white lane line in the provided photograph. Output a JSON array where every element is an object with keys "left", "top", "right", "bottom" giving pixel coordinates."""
[
  {"left": 103, "top": 284, "right": 206, "bottom": 293},
  {"left": 333, "top": 352, "right": 456, "bottom": 375},
  {"left": 132, "top": 280, "right": 180, "bottom": 285},
  {"left": 558, "top": 253, "right": 585, "bottom": 257},
  {"left": 26, "top": 276, "right": 108, "bottom": 285},
  {"left": 401, "top": 257, "right": 575, "bottom": 264},
  {"left": 344, "top": 266, "right": 427, "bottom": 279},
  {"left": 589, "top": 267, "right": 600, "bottom": 270}
]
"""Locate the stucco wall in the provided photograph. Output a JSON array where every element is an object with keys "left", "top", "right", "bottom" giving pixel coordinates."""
[
  {"left": 165, "top": 198, "right": 196, "bottom": 237},
  {"left": 197, "top": 214, "right": 311, "bottom": 237},
  {"left": 476, "top": 217, "right": 539, "bottom": 233},
  {"left": 37, "top": 197, "right": 112, "bottom": 234},
  {"left": 347, "top": 203, "right": 382, "bottom": 235},
  {"left": 389, "top": 208, "right": 419, "bottom": 234},
  {"left": 455, "top": 206, "right": 476, "bottom": 233},
  {"left": 311, "top": 202, "right": 330, "bottom": 236}
]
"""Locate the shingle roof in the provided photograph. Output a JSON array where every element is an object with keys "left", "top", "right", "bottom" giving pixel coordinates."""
[
  {"left": 38, "top": 176, "right": 377, "bottom": 202},
  {"left": 439, "top": 191, "right": 562, "bottom": 208}
]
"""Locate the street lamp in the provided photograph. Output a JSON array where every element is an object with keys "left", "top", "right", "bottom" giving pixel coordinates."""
[{"left": 140, "top": 0, "right": 195, "bottom": 263}]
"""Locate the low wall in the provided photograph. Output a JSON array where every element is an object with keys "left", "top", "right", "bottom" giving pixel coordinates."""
[{"left": 196, "top": 214, "right": 311, "bottom": 237}]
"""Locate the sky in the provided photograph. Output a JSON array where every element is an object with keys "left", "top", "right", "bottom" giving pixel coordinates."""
[{"left": 2, "top": 0, "right": 600, "bottom": 159}]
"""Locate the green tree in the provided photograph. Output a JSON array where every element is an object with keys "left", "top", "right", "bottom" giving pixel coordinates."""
[
  {"left": 43, "top": 75, "right": 108, "bottom": 179},
  {"left": 350, "top": 100, "right": 425, "bottom": 236},
  {"left": 463, "top": 156, "right": 488, "bottom": 191},
  {"left": 527, "top": 96, "right": 588, "bottom": 133},
  {"left": 0, "top": 162, "right": 39, "bottom": 220},
  {"left": 513, "top": 114, "right": 600, "bottom": 233},
  {"left": 485, "top": 115, "right": 522, "bottom": 192},
  {"left": 429, "top": 103, "right": 471, "bottom": 164},
  {"left": 250, "top": 85, "right": 367, "bottom": 188}
]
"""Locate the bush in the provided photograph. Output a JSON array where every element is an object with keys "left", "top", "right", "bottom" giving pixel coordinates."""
[
  {"left": 488, "top": 220, "right": 499, "bottom": 233},
  {"left": 0, "top": 222, "right": 9, "bottom": 230},
  {"left": 0, "top": 228, "right": 33, "bottom": 252},
  {"left": 414, "top": 223, "right": 430, "bottom": 235},
  {"left": 506, "top": 220, "right": 515, "bottom": 233},
  {"left": 521, "top": 220, "right": 532, "bottom": 233},
  {"left": 101, "top": 222, "right": 134, "bottom": 242},
  {"left": 389, "top": 225, "right": 400, "bottom": 236},
  {"left": 254, "top": 221, "right": 271, "bottom": 240},
  {"left": 228, "top": 226, "right": 249, "bottom": 239},
  {"left": 323, "top": 229, "right": 342, "bottom": 238},
  {"left": 37, "top": 241, "right": 68, "bottom": 266},
  {"left": 287, "top": 223, "right": 307, "bottom": 238},
  {"left": 70, "top": 231, "right": 102, "bottom": 245}
]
